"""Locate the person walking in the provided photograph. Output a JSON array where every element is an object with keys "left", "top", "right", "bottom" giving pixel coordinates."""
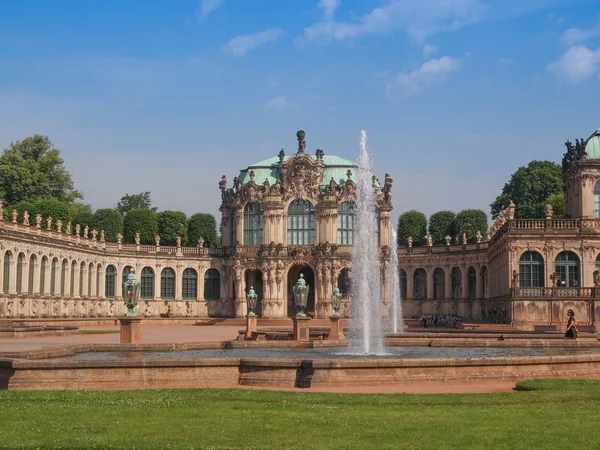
[{"left": 564, "top": 309, "right": 579, "bottom": 341}]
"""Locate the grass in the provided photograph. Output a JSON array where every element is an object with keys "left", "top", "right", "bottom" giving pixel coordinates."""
[
  {"left": 79, "top": 330, "right": 120, "bottom": 334},
  {"left": 1, "top": 379, "right": 599, "bottom": 449}
]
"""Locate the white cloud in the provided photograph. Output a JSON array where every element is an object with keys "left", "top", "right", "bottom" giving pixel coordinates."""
[
  {"left": 560, "top": 23, "right": 600, "bottom": 46},
  {"left": 224, "top": 28, "right": 283, "bottom": 57},
  {"left": 385, "top": 56, "right": 461, "bottom": 97},
  {"left": 319, "top": 0, "right": 341, "bottom": 19},
  {"left": 297, "top": 0, "right": 487, "bottom": 44},
  {"left": 196, "top": 0, "right": 223, "bottom": 22},
  {"left": 548, "top": 45, "right": 600, "bottom": 84},
  {"left": 265, "top": 96, "right": 292, "bottom": 111},
  {"left": 422, "top": 44, "right": 438, "bottom": 56}
]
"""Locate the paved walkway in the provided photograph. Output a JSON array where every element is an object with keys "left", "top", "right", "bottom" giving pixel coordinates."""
[{"left": 0, "top": 325, "right": 239, "bottom": 352}]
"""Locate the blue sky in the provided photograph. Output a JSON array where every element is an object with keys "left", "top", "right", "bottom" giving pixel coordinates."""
[{"left": 1, "top": 0, "right": 599, "bottom": 227}]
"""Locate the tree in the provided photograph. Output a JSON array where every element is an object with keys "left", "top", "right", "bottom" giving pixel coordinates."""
[
  {"left": 547, "top": 193, "right": 565, "bottom": 219},
  {"left": 9, "top": 200, "right": 35, "bottom": 222},
  {"left": 490, "top": 161, "right": 563, "bottom": 219},
  {"left": 188, "top": 213, "right": 218, "bottom": 247},
  {"left": 157, "top": 211, "right": 188, "bottom": 246},
  {"left": 428, "top": 211, "right": 457, "bottom": 245},
  {"left": 72, "top": 212, "right": 93, "bottom": 233},
  {"left": 0, "top": 135, "right": 82, "bottom": 205},
  {"left": 123, "top": 207, "right": 158, "bottom": 244},
  {"left": 397, "top": 210, "right": 427, "bottom": 246},
  {"left": 69, "top": 202, "right": 92, "bottom": 217},
  {"left": 455, "top": 209, "right": 488, "bottom": 243},
  {"left": 29, "top": 199, "right": 71, "bottom": 231},
  {"left": 117, "top": 192, "right": 157, "bottom": 215},
  {"left": 91, "top": 209, "right": 124, "bottom": 242}
]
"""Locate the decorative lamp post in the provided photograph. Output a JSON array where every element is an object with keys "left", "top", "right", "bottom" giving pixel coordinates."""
[
  {"left": 293, "top": 274, "right": 309, "bottom": 317},
  {"left": 122, "top": 268, "right": 141, "bottom": 317},
  {"left": 331, "top": 286, "right": 342, "bottom": 316},
  {"left": 247, "top": 286, "right": 258, "bottom": 316}
]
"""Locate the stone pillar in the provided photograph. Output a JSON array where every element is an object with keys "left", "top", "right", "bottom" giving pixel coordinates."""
[
  {"left": 292, "top": 316, "right": 311, "bottom": 341},
  {"left": 82, "top": 265, "right": 89, "bottom": 298},
  {"left": 427, "top": 268, "right": 434, "bottom": 301},
  {"left": 379, "top": 209, "right": 391, "bottom": 248},
  {"left": 444, "top": 268, "right": 452, "bottom": 300},
  {"left": 245, "top": 314, "right": 257, "bottom": 340},
  {"left": 234, "top": 209, "right": 243, "bottom": 245},
  {"left": 90, "top": 266, "right": 97, "bottom": 298},
  {"left": 20, "top": 257, "right": 30, "bottom": 294},
  {"left": 327, "top": 316, "right": 344, "bottom": 341},
  {"left": 407, "top": 267, "right": 414, "bottom": 299},
  {"left": 8, "top": 255, "right": 18, "bottom": 295},
  {"left": 72, "top": 264, "right": 79, "bottom": 298},
  {"left": 32, "top": 260, "right": 41, "bottom": 295},
  {"left": 154, "top": 268, "right": 161, "bottom": 301},
  {"left": 119, "top": 317, "right": 142, "bottom": 344},
  {"left": 175, "top": 267, "right": 182, "bottom": 301},
  {"left": 43, "top": 262, "right": 52, "bottom": 296},
  {"left": 98, "top": 267, "right": 106, "bottom": 299}
]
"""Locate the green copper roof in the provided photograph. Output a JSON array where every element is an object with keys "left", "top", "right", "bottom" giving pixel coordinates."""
[
  {"left": 237, "top": 153, "right": 360, "bottom": 187},
  {"left": 586, "top": 129, "right": 600, "bottom": 160}
]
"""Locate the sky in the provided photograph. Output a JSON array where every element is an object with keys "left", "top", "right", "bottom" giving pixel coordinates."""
[{"left": 1, "top": 0, "right": 599, "bottom": 228}]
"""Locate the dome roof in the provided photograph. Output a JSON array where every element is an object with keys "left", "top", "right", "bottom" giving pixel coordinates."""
[{"left": 586, "top": 129, "right": 600, "bottom": 160}]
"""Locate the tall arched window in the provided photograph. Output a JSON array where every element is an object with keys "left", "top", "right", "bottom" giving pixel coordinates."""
[
  {"left": 595, "top": 181, "right": 600, "bottom": 218},
  {"left": 40, "top": 257, "right": 47, "bottom": 295},
  {"left": 413, "top": 268, "right": 427, "bottom": 300},
  {"left": 204, "top": 269, "right": 221, "bottom": 300},
  {"left": 337, "top": 202, "right": 356, "bottom": 245},
  {"left": 16, "top": 253, "right": 24, "bottom": 295},
  {"left": 433, "top": 268, "right": 445, "bottom": 300},
  {"left": 244, "top": 202, "right": 264, "bottom": 246},
  {"left": 337, "top": 268, "right": 351, "bottom": 298},
  {"left": 28, "top": 255, "right": 36, "bottom": 294},
  {"left": 555, "top": 251, "right": 580, "bottom": 287},
  {"left": 161, "top": 268, "right": 175, "bottom": 299},
  {"left": 141, "top": 267, "right": 154, "bottom": 299},
  {"left": 70, "top": 261, "right": 76, "bottom": 296},
  {"left": 105, "top": 265, "right": 116, "bottom": 298},
  {"left": 3, "top": 252, "right": 11, "bottom": 294},
  {"left": 50, "top": 258, "right": 57, "bottom": 295},
  {"left": 481, "top": 266, "right": 488, "bottom": 299},
  {"left": 467, "top": 267, "right": 476, "bottom": 300},
  {"left": 182, "top": 268, "right": 197, "bottom": 299},
  {"left": 399, "top": 269, "right": 407, "bottom": 300},
  {"left": 60, "top": 260, "right": 67, "bottom": 296},
  {"left": 79, "top": 262, "right": 85, "bottom": 297},
  {"left": 519, "top": 251, "right": 545, "bottom": 287},
  {"left": 88, "top": 263, "right": 93, "bottom": 297},
  {"left": 451, "top": 267, "right": 462, "bottom": 300},
  {"left": 287, "top": 200, "right": 315, "bottom": 245},
  {"left": 96, "top": 264, "right": 101, "bottom": 297}
]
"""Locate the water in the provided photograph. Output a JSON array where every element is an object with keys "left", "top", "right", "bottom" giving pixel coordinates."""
[
  {"left": 390, "top": 229, "right": 404, "bottom": 333},
  {"left": 52, "top": 347, "right": 600, "bottom": 361},
  {"left": 349, "top": 130, "right": 385, "bottom": 354}
]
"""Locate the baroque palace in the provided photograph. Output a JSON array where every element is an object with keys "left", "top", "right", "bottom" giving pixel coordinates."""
[{"left": 0, "top": 128, "right": 600, "bottom": 329}]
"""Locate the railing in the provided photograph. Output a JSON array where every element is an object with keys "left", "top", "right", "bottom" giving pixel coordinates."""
[
  {"left": 397, "top": 242, "right": 487, "bottom": 255},
  {"left": 511, "top": 286, "right": 595, "bottom": 299},
  {"left": 491, "top": 218, "right": 600, "bottom": 243}
]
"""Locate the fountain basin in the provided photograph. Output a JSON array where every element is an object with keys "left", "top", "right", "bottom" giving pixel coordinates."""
[{"left": 2, "top": 339, "right": 600, "bottom": 391}]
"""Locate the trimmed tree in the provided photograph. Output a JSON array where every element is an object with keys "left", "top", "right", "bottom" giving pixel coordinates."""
[
  {"left": 9, "top": 200, "right": 35, "bottom": 222},
  {"left": 428, "top": 211, "right": 457, "bottom": 245},
  {"left": 91, "top": 209, "right": 124, "bottom": 242},
  {"left": 490, "top": 160, "right": 563, "bottom": 219},
  {"left": 455, "top": 209, "right": 488, "bottom": 243},
  {"left": 117, "top": 192, "right": 157, "bottom": 215},
  {"left": 123, "top": 208, "right": 158, "bottom": 244},
  {"left": 72, "top": 212, "right": 93, "bottom": 234},
  {"left": 157, "top": 211, "right": 188, "bottom": 246},
  {"left": 29, "top": 199, "right": 72, "bottom": 231},
  {"left": 188, "top": 213, "right": 218, "bottom": 247},
  {"left": 0, "top": 135, "right": 82, "bottom": 205},
  {"left": 397, "top": 210, "right": 427, "bottom": 246}
]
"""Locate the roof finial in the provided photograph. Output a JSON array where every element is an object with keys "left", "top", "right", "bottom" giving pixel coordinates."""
[{"left": 297, "top": 130, "right": 306, "bottom": 154}]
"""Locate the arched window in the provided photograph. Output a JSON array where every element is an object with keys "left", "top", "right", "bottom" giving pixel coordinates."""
[
  {"left": 287, "top": 200, "right": 315, "bottom": 245},
  {"left": 141, "top": 267, "right": 154, "bottom": 299},
  {"left": 231, "top": 211, "right": 237, "bottom": 245},
  {"left": 433, "top": 268, "right": 445, "bottom": 300},
  {"left": 244, "top": 202, "right": 264, "bottom": 246},
  {"left": 481, "top": 266, "right": 488, "bottom": 299},
  {"left": 50, "top": 258, "right": 57, "bottom": 295},
  {"left": 555, "top": 251, "right": 580, "bottom": 287},
  {"left": 105, "top": 265, "right": 116, "bottom": 298},
  {"left": 161, "top": 268, "right": 175, "bottom": 299},
  {"left": 60, "top": 260, "right": 67, "bottom": 296},
  {"left": 451, "top": 267, "right": 462, "bottom": 300},
  {"left": 519, "top": 251, "right": 544, "bottom": 287},
  {"left": 16, "top": 253, "right": 24, "bottom": 295},
  {"left": 70, "top": 261, "right": 76, "bottom": 296},
  {"left": 337, "top": 268, "right": 351, "bottom": 298},
  {"left": 399, "top": 269, "right": 407, "bottom": 300},
  {"left": 96, "top": 264, "right": 101, "bottom": 297},
  {"left": 122, "top": 266, "right": 134, "bottom": 297},
  {"left": 413, "top": 268, "right": 427, "bottom": 300},
  {"left": 204, "top": 269, "right": 221, "bottom": 300},
  {"left": 88, "top": 263, "right": 93, "bottom": 297},
  {"left": 337, "top": 202, "right": 356, "bottom": 245},
  {"left": 28, "top": 255, "right": 36, "bottom": 294},
  {"left": 182, "top": 268, "right": 197, "bottom": 299},
  {"left": 40, "top": 257, "right": 47, "bottom": 295},
  {"left": 3, "top": 252, "right": 11, "bottom": 294},
  {"left": 595, "top": 181, "right": 600, "bottom": 218},
  {"left": 467, "top": 267, "right": 476, "bottom": 300},
  {"left": 79, "top": 262, "right": 85, "bottom": 297}
]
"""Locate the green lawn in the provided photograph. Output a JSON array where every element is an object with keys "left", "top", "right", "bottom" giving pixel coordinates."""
[{"left": 1, "top": 380, "right": 599, "bottom": 449}]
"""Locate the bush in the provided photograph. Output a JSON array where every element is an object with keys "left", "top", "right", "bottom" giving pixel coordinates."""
[
  {"left": 29, "top": 199, "right": 72, "bottom": 231},
  {"left": 188, "top": 213, "right": 218, "bottom": 247},
  {"left": 397, "top": 210, "right": 427, "bottom": 246},
  {"left": 428, "top": 211, "right": 457, "bottom": 245},
  {"left": 91, "top": 209, "right": 124, "bottom": 242},
  {"left": 72, "top": 212, "right": 93, "bottom": 234},
  {"left": 455, "top": 209, "right": 488, "bottom": 243},
  {"left": 123, "top": 208, "right": 158, "bottom": 244}
]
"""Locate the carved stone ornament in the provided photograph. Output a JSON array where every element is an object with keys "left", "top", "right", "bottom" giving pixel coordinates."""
[
  {"left": 83, "top": 226, "right": 89, "bottom": 238},
  {"left": 135, "top": 233, "right": 140, "bottom": 245},
  {"left": 56, "top": 220, "right": 62, "bottom": 233},
  {"left": 23, "top": 211, "right": 30, "bottom": 226}
]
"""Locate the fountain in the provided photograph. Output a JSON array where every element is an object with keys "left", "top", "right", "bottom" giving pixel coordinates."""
[
  {"left": 349, "top": 130, "right": 385, "bottom": 354},
  {"left": 390, "top": 229, "right": 404, "bottom": 333}
]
